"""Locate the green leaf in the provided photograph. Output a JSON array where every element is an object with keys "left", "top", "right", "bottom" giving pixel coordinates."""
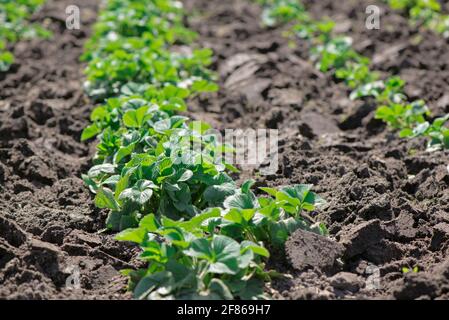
[
  {"left": 281, "top": 184, "right": 311, "bottom": 202},
  {"left": 184, "top": 238, "right": 213, "bottom": 260},
  {"left": 95, "top": 187, "right": 120, "bottom": 210},
  {"left": 231, "top": 278, "right": 267, "bottom": 300},
  {"left": 204, "top": 182, "right": 236, "bottom": 207},
  {"left": 431, "top": 115, "right": 449, "bottom": 129},
  {"left": 88, "top": 163, "right": 116, "bottom": 178},
  {"left": 224, "top": 208, "right": 255, "bottom": 225},
  {"left": 114, "top": 143, "right": 136, "bottom": 163},
  {"left": 237, "top": 248, "right": 254, "bottom": 268},
  {"left": 0, "top": 51, "right": 14, "bottom": 72},
  {"left": 178, "top": 169, "right": 193, "bottom": 182},
  {"left": 224, "top": 193, "right": 257, "bottom": 210},
  {"left": 208, "top": 279, "right": 233, "bottom": 300},
  {"left": 123, "top": 110, "right": 138, "bottom": 128},
  {"left": 115, "top": 227, "right": 147, "bottom": 244},
  {"left": 180, "top": 208, "right": 221, "bottom": 231},
  {"left": 81, "top": 123, "right": 101, "bottom": 141},
  {"left": 259, "top": 187, "right": 278, "bottom": 197},
  {"left": 241, "top": 179, "right": 255, "bottom": 194},
  {"left": 119, "top": 180, "right": 157, "bottom": 205},
  {"left": 241, "top": 241, "right": 270, "bottom": 258},
  {"left": 191, "top": 80, "right": 218, "bottom": 92},
  {"left": 134, "top": 271, "right": 174, "bottom": 299},
  {"left": 184, "top": 235, "right": 241, "bottom": 274},
  {"left": 209, "top": 260, "right": 239, "bottom": 275},
  {"left": 82, "top": 174, "right": 99, "bottom": 193},
  {"left": 102, "top": 175, "right": 120, "bottom": 187},
  {"left": 115, "top": 174, "right": 130, "bottom": 200},
  {"left": 399, "top": 128, "right": 413, "bottom": 138},
  {"left": 123, "top": 106, "right": 148, "bottom": 128},
  {"left": 210, "top": 235, "right": 240, "bottom": 269},
  {"left": 139, "top": 214, "right": 159, "bottom": 232}
]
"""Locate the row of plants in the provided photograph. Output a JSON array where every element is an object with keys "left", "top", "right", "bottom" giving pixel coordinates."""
[
  {"left": 257, "top": 0, "right": 449, "bottom": 151},
  {"left": 81, "top": 0, "right": 327, "bottom": 299},
  {"left": 0, "top": 0, "right": 51, "bottom": 72},
  {"left": 386, "top": 0, "right": 449, "bottom": 37}
]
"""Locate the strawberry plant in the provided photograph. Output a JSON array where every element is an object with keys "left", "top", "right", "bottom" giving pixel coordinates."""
[
  {"left": 81, "top": 0, "right": 328, "bottom": 299},
  {"left": 115, "top": 180, "right": 326, "bottom": 299},
  {"left": 0, "top": 0, "right": 51, "bottom": 71},
  {"left": 257, "top": 0, "right": 449, "bottom": 151}
]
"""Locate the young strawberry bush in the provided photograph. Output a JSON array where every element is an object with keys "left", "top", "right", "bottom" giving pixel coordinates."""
[
  {"left": 82, "top": 0, "right": 327, "bottom": 299},
  {"left": 386, "top": 0, "right": 449, "bottom": 37},
  {"left": 258, "top": 0, "right": 449, "bottom": 151},
  {"left": 0, "top": 0, "right": 51, "bottom": 71},
  {"left": 116, "top": 181, "right": 326, "bottom": 299}
]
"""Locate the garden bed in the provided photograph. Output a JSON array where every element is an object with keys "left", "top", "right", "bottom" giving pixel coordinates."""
[{"left": 0, "top": 0, "right": 449, "bottom": 300}]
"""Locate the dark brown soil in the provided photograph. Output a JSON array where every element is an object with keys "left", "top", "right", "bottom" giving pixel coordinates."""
[
  {"left": 0, "top": 0, "right": 137, "bottom": 299},
  {"left": 1, "top": 0, "right": 449, "bottom": 300},
  {"left": 184, "top": 0, "right": 449, "bottom": 300}
]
